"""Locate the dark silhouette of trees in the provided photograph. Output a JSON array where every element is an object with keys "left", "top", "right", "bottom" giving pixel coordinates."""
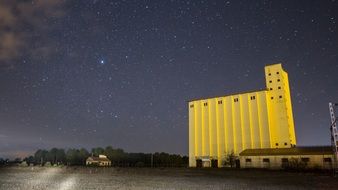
[
  {"left": 34, "top": 149, "right": 48, "bottom": 165},
  {"left": 25, "top": 146, "right": 188, "bottom": 167}
]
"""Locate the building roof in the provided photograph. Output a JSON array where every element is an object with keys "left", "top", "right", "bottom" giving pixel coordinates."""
[
  {"left": 87, "top": 156, "right": 111, "bottom": 162},
  {"left": 188, "top": 89, "right": 268, "bottom": 102},
  {"left": 239, "top": 146, "right": 333, "bottom": 156}
]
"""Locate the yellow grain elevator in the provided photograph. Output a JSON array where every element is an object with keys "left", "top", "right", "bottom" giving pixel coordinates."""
[{"left": 188, "top": 63, "right": 297, "bottom": 167}]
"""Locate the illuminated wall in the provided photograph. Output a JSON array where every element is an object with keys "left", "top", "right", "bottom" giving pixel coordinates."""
[{"left": 188, "top": 64, "right": 297, "bottom": 167}]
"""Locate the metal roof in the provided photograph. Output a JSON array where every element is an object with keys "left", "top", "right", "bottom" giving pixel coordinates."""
[{"left": 239, "top": 146, "right": 333, "bottom": 156}]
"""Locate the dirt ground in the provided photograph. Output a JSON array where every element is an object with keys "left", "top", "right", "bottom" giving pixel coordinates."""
[{"left": 0, "top": 167, "right": 337, "bottom": 190}]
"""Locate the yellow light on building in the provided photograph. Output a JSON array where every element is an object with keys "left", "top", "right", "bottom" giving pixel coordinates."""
[{"left": 188, "top": 63, "right": 297, "bottom": 167}]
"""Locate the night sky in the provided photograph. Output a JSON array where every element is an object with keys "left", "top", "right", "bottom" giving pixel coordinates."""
[{"left": 0, "top": 0, "right": 337, "bottom": 159}]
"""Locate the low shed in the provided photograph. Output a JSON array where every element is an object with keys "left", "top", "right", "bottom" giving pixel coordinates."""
[{"left": 239, "top": 146, "right": 334, "bottom": 169}]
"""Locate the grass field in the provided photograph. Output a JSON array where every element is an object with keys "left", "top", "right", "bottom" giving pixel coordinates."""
[{"left": 0, "top": 167, "right": 337, "bottom": 189}]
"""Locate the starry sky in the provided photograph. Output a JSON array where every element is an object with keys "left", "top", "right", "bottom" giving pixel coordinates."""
[{"left": 0, "top": 0, "right": 337, "bottom": 159}]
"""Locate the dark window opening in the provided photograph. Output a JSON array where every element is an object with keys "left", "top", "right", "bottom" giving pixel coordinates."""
[
  {"left": 277, "top": 79, "right": 280, "bottom": 82},
  {"left": 323, "top": 158, "right": 332, "bottom": 162},
  {"left": 279, "top": 96, "right": 282, "bottom": 99},
  {"left": 278, "top": 86, "right": 281, "bottom": 89},
  {"left": 218, "top": 100, "right": 222, "bottom": 104},
  {"left": 275, "top": 143, "right": 279, "bottom": 146},
  {"left": 204, "top": 102, "right": 208, "bottom": 106},
  {"left": 268, "top": 73, "right": 271, "bottom": 76},
  {"left": 284, "top": 142, "right": 287, "bottom": 146},
  {"left": 196, "top": 159, "right": 202, "bottom": 168},
  {"left": 250, "top": 96, "right": 255, "bottom": 100},
  {"left": 190, "top": 105, "right": 194, "bottom": 108},
  {"left": 263, "top": 158, "right": 270, "bottom": 163},
  {"left": 301, "top": 158, "right": 310, "bottom": 162},
  {"left": 269, "top": 80, "right": 272, "bottom": 83},
  {"left": 271, "top": 97, "right": 274, "bottom": 100},
  {"left": 211, "top": 159, "right": 218, "bottom": 168},
  {"left": 276, "top": 72, "right": 279, "bottom": 74},
  {"left": 245, "top": 158, "right": 252, "bottom": 162},
  {"left": 234, "top": 98, "right": 238, "bottom": 102},
  {"left": 281, "top": 158, "right": 288, "bottom": 162}
]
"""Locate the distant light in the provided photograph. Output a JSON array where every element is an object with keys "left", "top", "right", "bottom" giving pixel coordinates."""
[{"left": 100, "top": 60, "right": 105, "bottom": 64}]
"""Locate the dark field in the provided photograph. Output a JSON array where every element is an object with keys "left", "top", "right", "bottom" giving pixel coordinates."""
[{"left": 0, "top": 167, "right": 337, "bottom": 190}]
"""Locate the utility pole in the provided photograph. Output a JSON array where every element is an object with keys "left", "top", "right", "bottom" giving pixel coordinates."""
[{"left": 329, "top": 102, "right": 338, "bottom": 175}]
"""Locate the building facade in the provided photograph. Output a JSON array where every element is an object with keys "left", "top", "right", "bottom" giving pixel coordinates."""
[
  {"left": 188, "top": 64, "right": 297, "bottom": 167},
  {"left": 239, "top": 146, "right": 333, "bottom": 170}
]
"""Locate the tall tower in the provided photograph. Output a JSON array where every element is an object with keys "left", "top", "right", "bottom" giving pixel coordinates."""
[
  {"left": 188, "top": 63, "right": 297, "bottom": 167},
  {"left": 265, "top": 64, "right": 297, "bottom": 148}
]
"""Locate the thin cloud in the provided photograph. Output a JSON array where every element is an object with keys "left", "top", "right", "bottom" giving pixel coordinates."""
[{"left": 0, "top": 0, "right": 68, "bottom": 68}]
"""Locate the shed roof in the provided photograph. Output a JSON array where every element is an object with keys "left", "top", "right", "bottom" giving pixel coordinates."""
[
  {"left": 87, "top": 156, "right": 110, "bottom": 162},
  {"left": 239, "top": 146, "right": 333, "bottom": 156}
]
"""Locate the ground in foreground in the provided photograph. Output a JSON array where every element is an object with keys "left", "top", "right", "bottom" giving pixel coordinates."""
[{"left": 0, "top": 167, "right": 337, "bottom": 190}]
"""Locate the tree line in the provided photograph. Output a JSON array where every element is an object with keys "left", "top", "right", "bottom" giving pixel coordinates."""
[{"left": 18, "top": 146, "right": 188, "bottom": 167}]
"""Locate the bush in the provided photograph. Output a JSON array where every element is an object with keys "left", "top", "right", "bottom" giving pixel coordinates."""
[
  {"left": 20, "top": 161, "right": 28, "bottom": 167},
  {"left": 135, "top": 162, "right": 145, "bottom": 167}
]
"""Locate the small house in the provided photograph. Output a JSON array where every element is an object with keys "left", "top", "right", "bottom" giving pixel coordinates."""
[{"left": 86, "top": 155, "right": 111, "bottom": 166}]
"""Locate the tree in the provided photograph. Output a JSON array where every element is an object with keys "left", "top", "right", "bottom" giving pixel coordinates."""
[
  {"left": 56, "top": 149, "right": 66, "bottom": 164},
  {"left": 224, "top": 151, "right": 237, "bottom": 168},
  {"left": 66, "top": 149, "right": 80, "bottom": 165},
  {"left": 34, "top": 149, "right": 48, "bottom": 165},
  {"left": 23, "top": 156, "right": 35, "bottom": 165},
  {"left": 79, "top": 148, "right": 89, "bottom": 165},
  {"left": 91, "top": 147, "right": 104, "bottom": 157}
]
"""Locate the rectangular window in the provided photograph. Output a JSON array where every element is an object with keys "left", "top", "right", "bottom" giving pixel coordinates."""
[
  {"left": 245, "top": 158, "right": 252, "bottom": 162},
  {"left": 301, "top": 158, "right": 310, "bottom": 162},
  {"left": 276, "top": 72, "right": 279, "bottom": 74},
  {"left": 284, "top": 142, "right": 287, "bottom": 146},
  {"left": 204, "top": 102, "right": 208, "bottom": 106},
  {"left": 281, "top": 158, "right": 288, "bottom": 163},
  {"left": 275, "top": 143, "right": 279, "bottom": 146},
  {"left": 268, "top": 73, "right": 271, "bottom": 76},
  {"left": 270, "top": 88, "right": 273, "bottom": 90},
  {"left": 269, "top": 80, "right": 272, "bottom": 83},
  {"left": 277, "top": 79, "right": 280, "bottom": 82},
  {"left": 250, "top": 96, "right": 255, "bottom": 100},
  {"left": 234, "top": 98, "right": 238, "bottom": 102},
  {"left": 323, "top": 158, "right": 332, "bottom": 162},
  {"left": 263, "top": 158, "right": 270, "bottom": 163},
  {"left": 190, "top": 104, "right": 194, "bottom": 108},
  {"left": 279, "top": 95, "right": 282, "bottom": 99},
  {"left": 278, "top": 86, "right": 281, "bottom": 89},
  {"left": 218, "top": 100, "right": 222, "bottom": 104},
  {"left": 271, "top": 97, "right": 274, "bottom": 100}
]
